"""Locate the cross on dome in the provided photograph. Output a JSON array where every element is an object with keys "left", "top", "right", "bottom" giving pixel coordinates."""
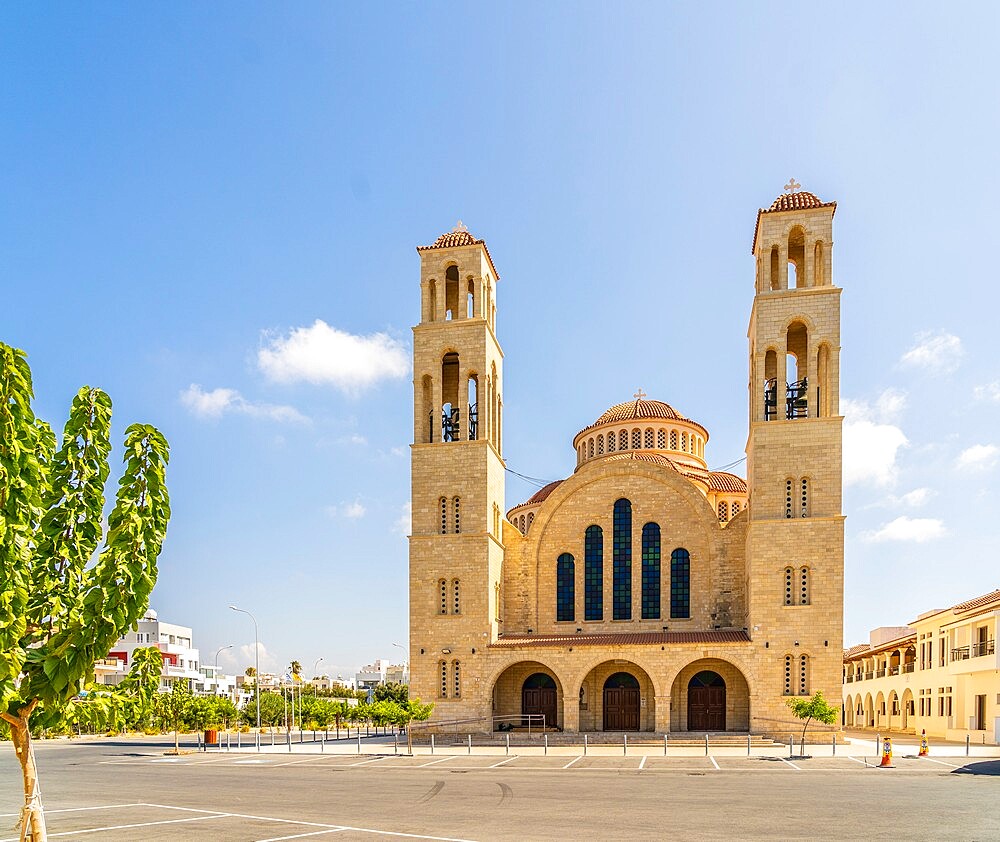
[
  {"left": 783, "top": 178, "right": 802, "bottom": 193},
  {"left": 633, "top": 388, "right": 647, "bottom": 400},
  {"left": 452, "top": 220, "right": 469, "bottom": 233}
]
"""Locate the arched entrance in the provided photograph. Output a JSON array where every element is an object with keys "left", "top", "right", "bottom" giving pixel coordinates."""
[
  {"left": 687, "top": 671, "right": 726, "bottom": 731},
  {"left": 603, "top": 672, "right": 640, "bottom": 731},
  {"left": 522, "top": 673, "right": 557, "bottom": 729}
]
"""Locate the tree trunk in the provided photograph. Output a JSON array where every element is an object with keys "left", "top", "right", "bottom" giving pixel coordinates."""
[
  {"left": 4, "top": 706, "right": 48, "bottom": 842},
  {"left": 800, "top": 715, "right": 812, "bottom": 756}
]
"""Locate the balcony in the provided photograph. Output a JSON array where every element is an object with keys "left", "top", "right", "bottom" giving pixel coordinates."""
[
  {"left": 863, "top": 671, "right": 874, "bottom": 680},
  {"left": 901, "top": 662, "right": 915, "bottom": 673},
  {"left": 844, "top": 675, "right": 854, "bottom": 683},
  {"left": 875, "top": 668, "right": 886, "bottom": 678},
  {"left": 972, "top": 639, "right": 995, "bottom": 658},
  {"left": 951, "top": 647, "right": 971, "bottom": 661}
]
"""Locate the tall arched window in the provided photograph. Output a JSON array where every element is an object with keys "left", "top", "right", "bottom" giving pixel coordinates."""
[
  {"left": 452, "top": 579, "right": 461, "bottom": 614},
  {"left": 619, "top": 429, "right": 628, "bottom": 451},
  {"left": 670, "top": 548, "right": 690, "bottom": 619},
  {"left": 799, "top": 567, "right": 809, "bottom": 605},
  {"left": 597, "top": 434, "right": 605, "bottom": 455},
  {"left": 717, "top": 501, "right": 728, "bottom": 523},
  {"left": 584, "top": 525, "right": 603, "bottom": 621},
  {"left": 631, "top": 429, "right": 641, "bottom": 449},
  {"left": 681, "top": 431, "right": 688, "bottom": 452},
  {"left": 784, "top": 567, "right": 794, "bottom": 606},
  {"left": 783, "top": 655, "right": 793, "bottom": 695},
  {"left": 607, "top": 431, "right": 616, "bottom": 452},
  {"left": 784, "top": 479, "right": 794, "bottom": 519},
  {"left": 453, "top": 497, "right": 461, "bottom": 533},
  {"left": 612, "top": 499, "right": 632, "bottom": 620},
  {"left": 440, "top": 497, "right": 448, "bottom": 534},
  {"left": 439, "top": 579, "right": 447, "bottom": 615},
  {"left": 644, "top": 428, "right": 654, "bottom": 449},
  {"left": 439, "top": 660, "right": 448, "bottom": 697},
  {"left": 799, "top": 655, "right": 809, "bottom": 695},
  {"left": 669, "top": 430, "right": 678, "bottom": 450},
  {"left": 453, "top": 660, "right": 462, "bottom": 698},
  {"left": 657, "top": 429, "right": 666, "bottom": 449},
  {"left": 641, "top": 522, "right": 661, "bottom": 620},
  {"left": 556, "top": 553, "right": 575, "bottom": 622},
  {"left": 799, "top": 478, "right": 809, "bottom": 517}
]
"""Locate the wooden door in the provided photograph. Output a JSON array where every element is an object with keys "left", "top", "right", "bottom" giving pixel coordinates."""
[
  {"left": 688, "top": 686, "right": 726, "bottom": 730},
  {"left": 603, "top": 688, "right": 640, "bottom": 731},
  {"left": 523, "top": 687, "right": 557, "bottom": 728}
]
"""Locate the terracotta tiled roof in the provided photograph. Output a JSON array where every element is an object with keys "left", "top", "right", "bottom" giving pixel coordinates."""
[
  {"left": 951, "top": 589, "right": 1000, "bottom": 614},
  {"left": 751, "top": 189, "right": 837, "bottom": 254},
  {"left": 843, "top": 632, "right": 915, "bottom": 661},
  {"left": 708, "top": 471, "right": 747, "bottom": 494},
  {"left": 507, "top": 479, "right": 564, "bottom": 516},
  {"left": 416, "top": 224, "right": 500, "bottom": 280},
  {"left": 844, "top": 643, "right": 871, "bottom": 658},
  {"left": 599, "top": 451, "right": 708, "bottom": 483},
  {"left": 489, "top": 630, "right": 751, "bottom": 649},
  {"left": 576, "top": 399, "right": 708, "bottom": 440}
]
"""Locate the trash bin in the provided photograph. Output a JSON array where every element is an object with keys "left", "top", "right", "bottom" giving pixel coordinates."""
[{"left": 205, "top": 729, "right": 218, "bottom": 746}]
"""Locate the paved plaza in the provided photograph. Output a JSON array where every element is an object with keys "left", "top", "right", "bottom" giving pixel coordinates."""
[{"left": 1, "top": 735, "right": 998, "bottom": 840}]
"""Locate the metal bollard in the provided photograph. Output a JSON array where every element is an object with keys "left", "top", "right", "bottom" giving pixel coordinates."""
[
  {"left": 237, "top": 730, "right": 241, "bottom": 749},
  {"left": 394, "top": 733, "right": 397, "bottom": 755},
  {"left": 468, "top": 734, "right": 472, "bottom": 755},
  {"left": 227, "top": 731, "right": 231, "bottom": 751},
  {"left": 544, "top": 734, "right": 548, "bottom": 755},
  {"left": 789, "top": 735, "right": 793, "bottom": 758},
  {"left": 357, "top": 733, "right": 362, "bottom": 755},
  {"left": 321, "top": 737, "right": 325, "bottom": 753},
  {"left": 624, "top": 733, "right": 628, "bottom": 756},
  {"left": 832, "top": 734, "right": 836, "bottom": 756},
  {"left": 705, "top": 734, "right": 709, "bottom": 756},
  {"left": 584, "top": 734, "right": 588, "bottom": 756},
  {"left": 966, "top": 734, "right": 970, "bottom": 756},
  {"left": 271, "top": 730, "right": 275, "bottom": 747},
  {"left": 876, "top": 732, "right": 881, "bottom": 760},
  {"left": 506, "top": 733, "right": 510, "bottom": 755},
  {"left": 287, "top": 729, "right": 291, "bottom": 753},
  {"left": 748, "top": 734, "right": 751, "bottom": 756},
  {"left": 431, "top": 734, "right": 435, "bottom": 755}
]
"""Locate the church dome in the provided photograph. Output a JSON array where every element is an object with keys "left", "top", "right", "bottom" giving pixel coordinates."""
[
  {"left": 576, "top": 397, "right": 707, "bottom": 440},
  {"left": 765, "top": 191, "right": 833, "bottom": 213}
]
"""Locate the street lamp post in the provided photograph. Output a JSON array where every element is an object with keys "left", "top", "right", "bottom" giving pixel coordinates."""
[
  {"left": 214, "top": 644, "right": 234, "bottom": 699},
  {"left": 392, "top": 642, "right": 410, "bottom": 682},
  {"left": 229, "top": 605, "right": 260, "bottom": 751}
]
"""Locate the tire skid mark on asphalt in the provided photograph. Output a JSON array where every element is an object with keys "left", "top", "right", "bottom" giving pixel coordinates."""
[
  {"left": 496, "top": 782, "right": 512, "bottom": 806},
  {"left": 417, "top": 780, "right": 446, "bottom": 804}
]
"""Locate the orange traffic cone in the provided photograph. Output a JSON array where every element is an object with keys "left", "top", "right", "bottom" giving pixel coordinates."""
[
  {"left": 878, "top": 735, "right": 893, "bottom": 767},
  {"left": 918, "top": 729, "right": 929, "bottom": 757}
]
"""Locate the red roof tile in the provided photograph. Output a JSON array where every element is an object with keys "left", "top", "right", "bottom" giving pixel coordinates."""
[
  {"left": 708, "top": 472, "right": 747, "bottom": 494},
  {"left": 951, "top": 589, "right": 1000, "bottom": 613},
  {"left": 507, "top": 480, "right": 564, "bottom": 518},
  {"left": 576, "top": 398, "right": 708, "bottom": 441},
  {"left": 489, "top": 630, "right": 750, "bottom": 649},
  {"left": 844, "top": 643, "right": 871, "bottom": 658},
  {"left": 416, "top": 224, "right": 500, "bottom": 280},
  {"left": 751, "top": 189, "right": 837, "bottom": 254}
]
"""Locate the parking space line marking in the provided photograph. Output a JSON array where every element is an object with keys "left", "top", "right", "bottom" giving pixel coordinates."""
[
  {"left": 490, "top": 756, "right": 519, "bottom": 768},
  {"left": 417, "top": 755, "right": 457, "bottom": 767},
  {"left": 778, "top": 757, "right": 801, "bottom": 770},
  {"left": 638, "top": 755, "right": 647, "bottom": 770},
  {"left": 708, "top": 756, "right": 720, "bottom": 770},
  {"left": 921, "top": 757, "right": 960, "bottom": 768},
  {"left": 346, "top": 756, "right": 388, "bottom": 767},
  {"left": 318, "top": 826, "right": 476, "bottom": 842},
  {"left": 271, "top": 756, "right": 331, "bottom": 768},
  {"left": 0, "top": 803, "right": 141, "bottom": 819},
  {"left": 0, "top": 813, "right": 229, "bottom": 840},
  {"left": 563, "top": 755, "right": 583, "bottom": 769},
  {"left": 844, "top": 755, "right": 868, "bottom": 765},
  {"left": 255, "top": 830, "right": 348, "bottom": 841},
  {"left": 141, "top": 804, "right": 340, "bottom": 828}
]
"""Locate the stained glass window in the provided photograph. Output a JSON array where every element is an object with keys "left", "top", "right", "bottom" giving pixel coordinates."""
[
  {"left": 641, "top": 522, "right": 660, "bottom": 619},
  {"left": 584, "top": 525, "right": 603, "bottom": 621},
  {"left": 670, "top": 548, "right": 690, "bottom": 619},
  {"left": 613, "top": 499, "right": 632, "bottom": 620},
  {"left": 556, "top": 553, "right": 575, "bottom": 622}
]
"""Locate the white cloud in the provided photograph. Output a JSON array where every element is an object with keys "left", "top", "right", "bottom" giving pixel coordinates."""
[
  {"left": 862, "top": 516, "right": 946, "bottom": 543},
  {"left": 956, "top": 444, "right": 999, "bottom": 472},
  {"left": 347, "top": 434, "right": 368, "bottom": 446},
  {"left": 326, "top": 500, "right": 367, "bottom": 519},
  {"left": 218, "top": 641, "right": 277, "bottom": 673},
  {"left": 180, "top": 384, "right": 308, "bottom": 424},
  {"left": 973, "top": 381, "right": 1000, "bottom": 402},
  {"left": 897, "top": 487, "right": 932, "bottom": 507},
  {"left": 395, "top": 502, "right": 412, "bottom": 536},
  {"left": 842, "top": 392, "right": 909, "bottom": 487},
  {"left": 258, "top": 319, "right": 409, "bottom": 393},
  {"left": 899, "top": 330, "right": 963, "bottom": 374}
]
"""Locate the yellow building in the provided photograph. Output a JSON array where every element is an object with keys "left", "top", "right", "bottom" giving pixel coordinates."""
[
  {"left": 844, "top": 589, "right": 999, "bottom": 744},
  {"left": 408, "top": 189, "right": 845, "bottom": 735}
]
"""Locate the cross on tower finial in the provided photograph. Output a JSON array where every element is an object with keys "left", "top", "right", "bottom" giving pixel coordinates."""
[
  {"left": 783, "top": 178, "right": 801, "bottom": 193},
  {"left": 452, "top": 220, "right": 469, "bottom": 233},
  {"left": 633, "top": 388, "right": 647, "bottom": 400}
]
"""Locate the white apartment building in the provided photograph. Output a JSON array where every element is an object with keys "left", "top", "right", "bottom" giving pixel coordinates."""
[
  {"left": 103, "top": 608, "right": 204, "bottom": 691},
  {"left": 355, "top": 660, "right": 410, "bottom": 692},
  {"left": 844, "top": 589, "right": 999, "bottom": 744}
]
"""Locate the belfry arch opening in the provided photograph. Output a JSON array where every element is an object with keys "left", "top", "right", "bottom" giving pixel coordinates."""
[
  {"left": 441, "top": 352, "right": 460, "bottom": 441},
  {"left": 787, "top": 225, "right": 806, "bottom": 288},
  {"left": 445, "top": 265, "right": 459, "bottom": 321},
  {"left": 769, "top": 246, "right": 780, "bottom": 290}
]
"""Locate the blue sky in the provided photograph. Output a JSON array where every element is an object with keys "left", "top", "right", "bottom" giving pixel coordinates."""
[{"left": 3, "top": 4, "right": 999, "bottom": 680}]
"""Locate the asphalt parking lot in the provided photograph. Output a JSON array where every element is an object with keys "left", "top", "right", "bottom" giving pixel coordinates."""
[{"left": 1, "top": 737, "right": 998, "bottom": 840}]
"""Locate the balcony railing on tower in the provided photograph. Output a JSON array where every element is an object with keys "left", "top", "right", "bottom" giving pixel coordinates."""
[{"left": 764, "top": 377, "right": 809, "bottom": 420}]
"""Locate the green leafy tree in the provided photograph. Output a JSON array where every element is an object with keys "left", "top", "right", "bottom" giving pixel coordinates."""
[
  {"left": 115, "top": 646, "right": 163, "bottom": 732},
  {"left": 786, "top": 691, "right": 839, "bottom": 755},
  {"left": 373, "top": 683, "right": 409, "bottom": 705},
  {"left": 0, "top": 343, "right": 170, "bottom": 841},
  {"left": 156, "top": 679, "right": 193, "bottom": 753}
]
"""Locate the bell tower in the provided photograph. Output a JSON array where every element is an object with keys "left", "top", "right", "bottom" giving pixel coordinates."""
[
  {"left": 408, "top": 223, "right": 505, "bottom": 717},
  {"left": 745, "top": 183, "right": 845, "bottom": 718}
]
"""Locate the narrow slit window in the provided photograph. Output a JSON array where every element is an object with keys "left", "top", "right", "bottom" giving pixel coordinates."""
[
  {"left": 452, "top": 579, "right": 461, "bottom": 614},
  {"left": 556, "top": 553, "right": 575, "bottom": 622},
  {"left": 641, "top": 523, "right": 661, "bottom": 620},
  {"left": 584, "top": 525, "right": 603, "bottom": 621}
]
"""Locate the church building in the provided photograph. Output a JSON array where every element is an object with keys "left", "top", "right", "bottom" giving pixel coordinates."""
[{"left": 408, "top": 188, "right": 844, "bottom": 734}]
